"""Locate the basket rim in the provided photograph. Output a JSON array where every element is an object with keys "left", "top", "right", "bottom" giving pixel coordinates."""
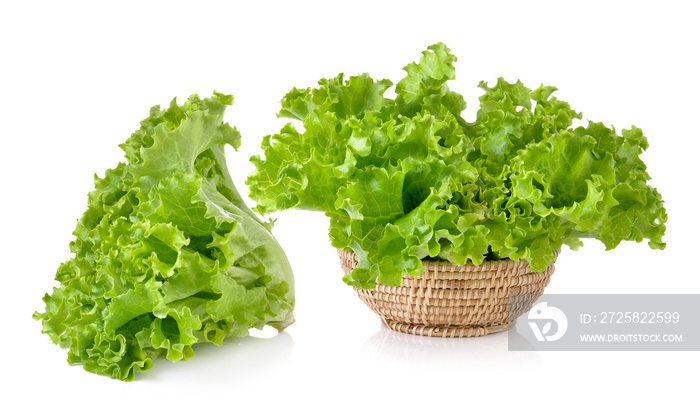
[{"left": 337, "top": 247, "right": 561, "bottom": 273}]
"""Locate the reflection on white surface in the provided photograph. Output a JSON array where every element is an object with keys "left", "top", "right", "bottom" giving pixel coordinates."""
[
  {"left": 363, "top": 324, "right": 540, "bottom": 367},
  {"left": 139, "top": 331, "right": 295, "bottom": 383}
]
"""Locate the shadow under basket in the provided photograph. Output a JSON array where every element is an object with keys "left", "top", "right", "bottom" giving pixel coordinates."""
[{"left": 337, "top": 249, "right": 560, "bottom": 338}]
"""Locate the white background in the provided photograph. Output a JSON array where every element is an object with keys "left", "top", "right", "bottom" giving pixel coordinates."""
[{"left": 2, "top": 1, "right": 698, "bottom": 407}]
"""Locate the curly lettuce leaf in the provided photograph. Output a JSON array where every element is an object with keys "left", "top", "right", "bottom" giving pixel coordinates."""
[
  {"left": 35, "top": 93, "right": 294, "bottom": 381},
  {"left": 248, "top": 42, "right": 666, "bottom": 288}
]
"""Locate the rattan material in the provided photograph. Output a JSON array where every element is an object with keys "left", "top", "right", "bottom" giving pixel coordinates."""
[{"left": 338, "top": 249, "right": 560, "bottom": 338}]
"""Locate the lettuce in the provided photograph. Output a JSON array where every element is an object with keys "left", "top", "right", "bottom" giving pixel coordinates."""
[
  {"left": 247, "top": 43, "right": 666, "bottom": 289},
  {"left": 34, "top": 93, "right": 295, "bottom": 381}
]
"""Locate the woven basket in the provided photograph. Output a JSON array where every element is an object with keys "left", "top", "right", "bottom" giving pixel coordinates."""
[{"left": 338, "top": 249, "right": 560, "bottom": 338}]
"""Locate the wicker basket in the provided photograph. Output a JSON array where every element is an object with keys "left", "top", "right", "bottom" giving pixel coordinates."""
[{"left": 338, "top": 249, "right": 560, "bottom": 338}]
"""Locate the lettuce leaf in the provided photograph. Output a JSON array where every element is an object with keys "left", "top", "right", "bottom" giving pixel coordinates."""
[
  {"left": 247, "top": 43, "right": 666, "bottom": 288},
  {"left": 34, "top": 93, "right": 295, "bottom": 381}
]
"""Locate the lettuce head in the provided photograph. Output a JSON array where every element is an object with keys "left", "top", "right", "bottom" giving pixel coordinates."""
[{"left": 34, "top": 92, "right": 295, "bottom": 381}]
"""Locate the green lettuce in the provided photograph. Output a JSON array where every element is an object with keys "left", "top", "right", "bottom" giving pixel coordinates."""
[
  {"left": 34, "top": 93, "right": 295, "bottom": 381},
  {"left": 247, "top": 43, "right": 666, "bottom": 289}
]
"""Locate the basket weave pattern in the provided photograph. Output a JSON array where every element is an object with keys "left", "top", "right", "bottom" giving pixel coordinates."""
[{"left": 338, "top": 249, "right": 560, "bottom": 338}]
